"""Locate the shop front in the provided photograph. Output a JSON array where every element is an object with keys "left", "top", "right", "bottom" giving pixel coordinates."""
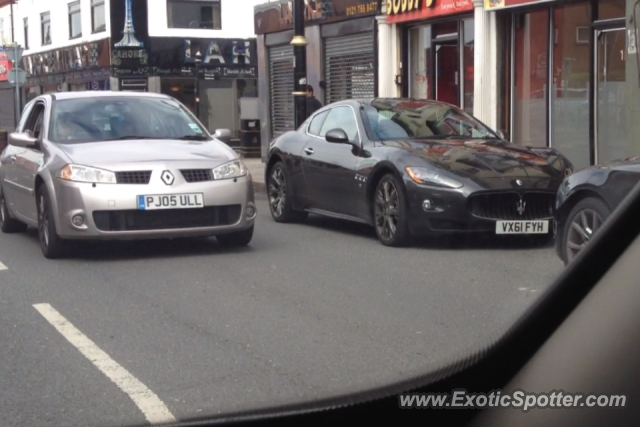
[
  {"left": 20, "top": 38, "right": 112, "bottom": 103},
  {"left": 388, "top": 0, "right": 476, "bottom": 114},
  {"left": 254, "top": 0, "right": 379, "bottom": 157},
  {"left": 486, "top": 0, "right": 633, "bottom": 170},
  {"left": 147, "top": 37, "right": 260, "bottom": 157}
]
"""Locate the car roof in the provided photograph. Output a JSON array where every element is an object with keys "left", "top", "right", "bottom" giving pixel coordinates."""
[
  {"left": 37, "top": 91, "right": 172, "bottom": 101},
  {"left": 330, "top": 98, "right": 458, "bottom": 108}
]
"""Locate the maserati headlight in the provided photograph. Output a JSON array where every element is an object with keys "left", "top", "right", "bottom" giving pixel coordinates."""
[
  {"left": 56, "top": 164, "right": 116, "bottom": 184},
  {"left": 212, "top": 160, "right": 248, "bottom": 180},
  {"left": 405, "top": 166, "right": 463, "bottom": 189}
]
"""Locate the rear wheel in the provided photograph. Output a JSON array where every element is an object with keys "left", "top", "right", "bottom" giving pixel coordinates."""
[
  {"left": 267, "top": 161, "right": 308, "bottom": 223},
  {"left": 216, "top": 225, "right": 254, "bottom": 247},
  {"left": 562, "top": 197, "right": 610, "bottom": 265},
  {"left": 0, "top": 187, "right": 27, "bottom": 233},
  {"left": 37, "top": 185, "right": 70, "bottom": 259},
  {"left": 373, "top": 173, "right": 411, "bottom": 247}
]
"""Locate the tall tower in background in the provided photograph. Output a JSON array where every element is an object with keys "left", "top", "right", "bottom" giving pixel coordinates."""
[{"left": 115, "top": 0, "right": 144, "bottom": 47}]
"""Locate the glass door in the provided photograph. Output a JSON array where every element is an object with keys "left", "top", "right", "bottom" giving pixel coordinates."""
[
  {"left": 594, "top": 28, "right": 627, "bottom": 164},
  {"left": 434, "top": 40, "right": 460, "bottom": 107}
]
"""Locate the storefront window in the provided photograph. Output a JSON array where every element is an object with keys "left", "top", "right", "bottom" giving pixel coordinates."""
[
  {"left": 597, "top": 0, "right": 625, "bottom": 20},
  {"left": 409, "top": 25, "right": 432, "bottom": 99},
  {"left": 551, "top": 3, "right": 591, "bottom": 169},
  {"left": 462, "top": 19, "right": 474, "bottom": 115},
  {"left": 513, "top": 10, "right": 549, "bottom": 147}
]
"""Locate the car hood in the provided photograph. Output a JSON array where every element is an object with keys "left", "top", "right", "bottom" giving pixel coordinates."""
[
  {"left": 56, "top": 139, "right": 236, "bottom": 168},
  {"left": 386, "top": 138, "right": 567, "bottom": 189}
]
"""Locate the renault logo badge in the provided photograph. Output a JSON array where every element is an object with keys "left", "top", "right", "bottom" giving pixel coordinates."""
[
  {"left": 161, "top": 170, "right": 175, "bottom": 186},
  {"left": 516, "top": 179, "right": 523, "bottom": 186}
]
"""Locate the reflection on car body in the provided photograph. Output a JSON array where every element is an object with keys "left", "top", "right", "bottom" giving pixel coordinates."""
[
  {"left": 0, "top": 91, "right": 256, "bottom": 259},
  {"left": 265, "top": 98, "right": 574, "bottom": 247}
]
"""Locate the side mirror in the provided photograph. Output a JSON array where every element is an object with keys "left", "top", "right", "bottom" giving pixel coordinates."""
[
  {"left": 325, "top": 128, "right": 350, "bottom": 144},
  {"left": 496, "top": 130, "right": 506, "bottom": 140},
  {"left": 9, "top": 131, "right": 38, "bottom": 149},
  {"left": 213, "top": 128, "right": 232, "bottom": 143}
]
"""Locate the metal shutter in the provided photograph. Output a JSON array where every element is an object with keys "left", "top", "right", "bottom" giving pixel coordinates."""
[
  {"left": 268, "top": 45, "right": 294, "bottom": 138},
  {"left": 324, "top": 32, "right": 375, "bottom": 105}
]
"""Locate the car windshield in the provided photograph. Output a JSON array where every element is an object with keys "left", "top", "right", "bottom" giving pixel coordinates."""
[
  {"left": 48, "top": 96, "right": 210, "bottom": 144},
  {"left": 363, "top": 100, "right": 498, "bottom": 141}
]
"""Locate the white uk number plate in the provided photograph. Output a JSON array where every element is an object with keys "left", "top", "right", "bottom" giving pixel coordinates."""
[
  {"left": 137, "top": 193, "right": 204, "bottom": 210},
  {"left": 495, "top": 220, "right": 549, "bottom": 234}
]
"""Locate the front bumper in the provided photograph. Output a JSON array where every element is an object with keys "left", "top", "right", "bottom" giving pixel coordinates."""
[
  {"left": 51, "top": 174, "right": 256, "bottom": 240},
  {"left": 404, "top": 181, "right": 554, "bottom": 236}
]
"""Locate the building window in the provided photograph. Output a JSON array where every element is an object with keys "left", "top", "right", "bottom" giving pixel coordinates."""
[
  {"left": 512, "top": 10, "right": 548, "bottom": 148},
  {"left": 91, "top": 0, "right": 106, "bottom": 33},
  {"left": 0, "top": 19, "right": 4, "bottom": 45},
  {"left": 69, "top": 1, "right": 82, "bottom": 39},
  {"left": 41, "top": 12, "right": 51, "bottom": 45},
  {"left": 23, "top": 18, "right": 28, "bottom": 49},
  {"left": 167, "top": 0, "right": 222, "bottom": 30}
]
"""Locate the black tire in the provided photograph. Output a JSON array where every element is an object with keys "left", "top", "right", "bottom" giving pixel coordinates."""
[
  {"left": 0, "top": 186, "right": 27, "bottom": 233},
  {"left": 372, "top": 173, "right": 412, "bottom": 247},
  {"left": 562, "top": 197, "right": 610, "bottom": 266},
  {"left": 37, "top": 185, "right": 70, "bottom": 259},
  {"left": 216, "top": 224, "right": 254, "bottom": 247},
  {"left": 266, "top": 161, "right": 308, "bottom": 223}
]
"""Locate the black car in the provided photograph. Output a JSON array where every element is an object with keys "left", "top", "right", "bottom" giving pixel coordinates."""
[
  {"left": 264, "top": 98, "right": 574, "bottom": 246},
  {"left": 554, "top": 156, "right": 640, "bottom": 265}
]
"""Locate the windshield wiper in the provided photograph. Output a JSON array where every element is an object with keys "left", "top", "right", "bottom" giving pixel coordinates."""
[
  {"left": 112, "top": 135, "right": 158, "bottom": 140},
  {"left": 175, "top": 135, "right": 209, "bottom": 141}
]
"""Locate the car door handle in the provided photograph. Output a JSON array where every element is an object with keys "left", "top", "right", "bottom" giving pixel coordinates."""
[{"left": 304, "top": 148, "right": 314, "bottom": 155}]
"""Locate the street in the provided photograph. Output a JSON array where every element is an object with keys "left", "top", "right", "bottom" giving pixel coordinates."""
[{"left": 0, "top": 194, "right": 564, "bottom": 426}]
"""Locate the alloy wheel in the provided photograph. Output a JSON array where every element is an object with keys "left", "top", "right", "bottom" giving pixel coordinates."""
[
  {"left": 565, "top": 208, "right": 602, "bottom": 262},
  {"left": 268, "top": 167, "right": 286, "bottom": 217},
  {"left": 374, "top": 181, "right": 400, "bottom": 241},
  {"left": 39, "top": 194, "right": 49, "bottom": 248}
]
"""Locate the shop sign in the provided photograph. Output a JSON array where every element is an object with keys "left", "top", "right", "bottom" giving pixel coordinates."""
[
  {"left": 0, "top": 48, "right": 13, "bottom": 82},
  {"left": 386, "top": 0, "right": 474, "bottom": 24},
  {"left": 20, "top": 39, "right": 110, "bottom": 78},
  {"left": 254, "top": 0, "right": 378, "bottom": 34}
]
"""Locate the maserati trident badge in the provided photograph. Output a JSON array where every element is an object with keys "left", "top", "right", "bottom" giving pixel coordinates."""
[{"left": 516, "top": 197, "right": 526, "bottom": 216}]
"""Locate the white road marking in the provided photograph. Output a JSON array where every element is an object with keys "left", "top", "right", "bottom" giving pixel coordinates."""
[
  {"left": 0, "top": 262, "right": 7, "bottom": 270},
  {"left": 33, "top": 303, "right": 176, "bottom": 424}
]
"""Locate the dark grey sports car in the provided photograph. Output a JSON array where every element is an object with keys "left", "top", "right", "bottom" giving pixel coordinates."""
[
  {"left": 555, "top": 156, "right": 640, "bottom": 265},
  {"left": 264, "top": 98, "right": 574, "bottom": 246}
]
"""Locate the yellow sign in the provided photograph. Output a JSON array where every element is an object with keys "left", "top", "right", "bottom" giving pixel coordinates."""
[
  {"left": 386, "top": 0, "right": 434, "bottom": 15},
  {"left": 346, "top": 1, "right": 378, "bottom": 16}
]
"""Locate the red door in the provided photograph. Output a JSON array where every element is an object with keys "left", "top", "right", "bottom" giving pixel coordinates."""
[{"left": 435, "top": 44, "right": 459, "bottom": 107}]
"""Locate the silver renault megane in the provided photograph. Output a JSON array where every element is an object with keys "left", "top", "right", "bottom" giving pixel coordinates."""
[{"left": 0, "top": 91, "right": 256, "bottom": 258}]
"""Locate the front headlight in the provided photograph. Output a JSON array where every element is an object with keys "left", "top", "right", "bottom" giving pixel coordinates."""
[
  {"left": 56, "top": 164, "right": 117, "bottom": 184},
  {"left": 212, "top": 160, "right": 248, "bottom": 180},
  {"left": 405, "top": 166, "right": 463, "bottom": 189}
]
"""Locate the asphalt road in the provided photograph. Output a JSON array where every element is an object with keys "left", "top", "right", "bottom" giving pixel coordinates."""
[{"left": 0, "top": 194, "right": 564, "bottom": 426}]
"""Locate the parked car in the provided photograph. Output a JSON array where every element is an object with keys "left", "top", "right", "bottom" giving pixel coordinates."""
[
  {"left": 554, "top": 156, "right": 640, "bottom": 265},
  {"left": 0, "top": 91, "right": 256, "bottom": 259},
  {"left": 264, "top": 98, "right": 573, "bottom": 246}
]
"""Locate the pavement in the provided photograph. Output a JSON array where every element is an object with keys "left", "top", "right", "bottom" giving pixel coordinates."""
[
  {"left": 0, "top": 195, "right": 565, "bottom": 426},
  {"left": 244, "top": 158, "right": 266, "bottom": 194}
]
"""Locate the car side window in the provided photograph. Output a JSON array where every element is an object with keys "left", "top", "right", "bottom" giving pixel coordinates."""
[
  {"left": 24, "top": 103, "right": 46, "bottom": 139},
  {"left": 318, "top": 106, "right": 359, "bottom": 142},
  {"left": 307, "top": 110, "right": 329, "bottom": 136},
  {"left": 17, "top": 101, "right": 35, "bottom": 132}
]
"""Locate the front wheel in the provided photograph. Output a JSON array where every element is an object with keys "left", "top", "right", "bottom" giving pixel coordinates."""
[
  {"left": 37, "top": 186, "right": 70, "bottom": 259},
  {"left": 562, "top": 197, "right": 610, "bottom": 265},
  {"left": 373, "top": 174, "right": 412, "bottom": 247},
  {"left": 267, "top": 161, "right": 307, "bottom": 223},
  {"left": 0, "top": 187, "right": 27, "bottom": 233},
  {"left": 216, "top": 225, "right": 254, "bottom": 247}
]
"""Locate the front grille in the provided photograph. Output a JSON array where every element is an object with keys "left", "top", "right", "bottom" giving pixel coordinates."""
[
  {"left": 181, "top": 169, "right": 213, "bottom": 182},
  {"left": 92, "top": 205, "right": 242, "bottom": 231},
  {"left": 468, "top": 191, "right": 555, "bottom": 221},
  {"left": 115, "top": 171, "right": 152, "bottom": 184}
]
